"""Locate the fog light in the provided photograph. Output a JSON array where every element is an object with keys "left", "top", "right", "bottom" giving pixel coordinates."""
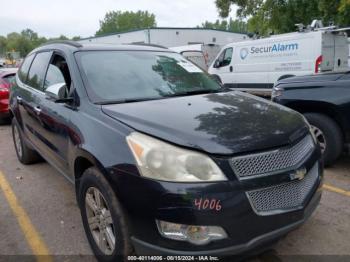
[{"left": 156, "top": 220, "right": 227, "bottom": 245}]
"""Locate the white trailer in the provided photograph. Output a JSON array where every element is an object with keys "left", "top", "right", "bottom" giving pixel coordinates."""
[{"left": 170, "top": 44, "right": 222, "bottom": 71}]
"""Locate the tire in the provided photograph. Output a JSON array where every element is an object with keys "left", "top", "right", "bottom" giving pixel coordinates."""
[
  {"left": 79, "top": 167, "right": 133, "bottom": 262},
  {"left": 304, "top": 113, "right": 343, "bottom": 166},
  {"left": 12, "top": 118, "right": 41, "bottom": 165}
]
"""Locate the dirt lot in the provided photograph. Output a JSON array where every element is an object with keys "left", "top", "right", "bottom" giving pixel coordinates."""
[{"left": 0, "top": 123, "right": 349, "bottom": 261}]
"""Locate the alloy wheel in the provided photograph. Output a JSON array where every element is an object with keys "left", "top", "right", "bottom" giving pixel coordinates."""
[
  {"left": 85, "top": 187, "right": 116, "bottom": 255},
  {"left": 311, "top": 125, "right": 326, "bottom": 153}
]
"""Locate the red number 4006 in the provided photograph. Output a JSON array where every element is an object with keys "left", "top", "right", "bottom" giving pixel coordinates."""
[{"left": 194, "top": 198, "right": 222, "bottom": 211}]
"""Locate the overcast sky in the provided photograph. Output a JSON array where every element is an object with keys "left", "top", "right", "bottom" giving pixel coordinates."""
[{"left": 0, "top": 0, "right": 237, "bottom": 38}]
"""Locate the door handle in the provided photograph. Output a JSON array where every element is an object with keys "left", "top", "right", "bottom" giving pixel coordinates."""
[
  {"left": 17, "top": 96, "right": 23, "bottom": 104},
  {"left": 229, "top": 66, "right": 233, "bottom": 72},
  {"left": 34, "top": 106, "right": 42, "bottom": 115}
]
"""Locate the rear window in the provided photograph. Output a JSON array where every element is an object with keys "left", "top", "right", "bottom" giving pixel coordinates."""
[
  {"left": 76, "top": 51, "right": 221, "bottom": 104},
  {"left": 18, "top": 53, "right": 35, "bottom": 83},
  {"left": 27, "top": 52, "right": 52, "bottom": 90}
]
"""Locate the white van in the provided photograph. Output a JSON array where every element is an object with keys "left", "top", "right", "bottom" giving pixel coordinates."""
[{"left": 209, "top": 29, "right": 349, "bottom": 94}]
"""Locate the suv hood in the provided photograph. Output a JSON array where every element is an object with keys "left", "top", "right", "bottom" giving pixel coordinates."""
[
  {"left": 278, "top": 72, "right": 345, "bottom": 85},
  {"left": 102, "top": 92, "right": 308, "bottom": 155}
]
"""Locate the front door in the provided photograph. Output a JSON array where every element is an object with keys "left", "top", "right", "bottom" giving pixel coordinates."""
[
  {"left": 35, "top": 52, "right": 74, "bottom": 175},
  {"left": 212, "top": 47, "right": 234, "bottom": 87}
]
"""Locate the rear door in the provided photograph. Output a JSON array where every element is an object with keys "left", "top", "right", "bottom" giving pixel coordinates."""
[
  {"left": 334, "top": 34, "right": 348, "bottom": 71},
  {"left": 17, "top": 51, "right": 52, "bottom": 152},
  {"left": 14, "top": 53, "right": 35, "bottom": 130},
  {"left": 322, "top": 33, "right": 335, "bottom": 72}
]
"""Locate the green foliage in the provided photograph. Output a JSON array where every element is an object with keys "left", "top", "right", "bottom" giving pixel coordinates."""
[
  {"left": 215, "top": 0, "right": 350, "bottom": 35},
  {"left": 96, "top": 10, "right": 156, "bottom": 36},
  {"left": 0, "top": 29, "right": 80, "bottom": 57},
  {"left": 198, "top": 18, "right": 247, "bottom": 33}
]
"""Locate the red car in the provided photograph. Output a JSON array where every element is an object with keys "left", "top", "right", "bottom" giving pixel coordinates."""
[{"left": 0, "top": 68, "right": 17, "bottom": 122}]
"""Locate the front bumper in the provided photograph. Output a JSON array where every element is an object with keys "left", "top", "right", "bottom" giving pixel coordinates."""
[
  {"left": 110, "top": 147, "right": 322, "bottom": 256},
  {"left": 131, "top": 187, "right": 321, "bottom": 255}
]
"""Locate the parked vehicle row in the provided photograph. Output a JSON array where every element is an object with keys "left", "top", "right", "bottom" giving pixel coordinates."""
[{"left": 9, "top": 41, "right": 322, "bottom": 261}]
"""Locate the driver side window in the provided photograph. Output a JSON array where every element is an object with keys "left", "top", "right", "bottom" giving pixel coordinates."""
[
  {"left": 44, "top": 54, "right": 72, "bottom": 98},
  {"left": 217, "top": 47, "right": 233, "bottom": 68}
]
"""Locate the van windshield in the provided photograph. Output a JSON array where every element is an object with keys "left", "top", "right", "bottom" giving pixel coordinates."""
[{"left": 76, "top": 51, "right": 222, "bottom": 104}]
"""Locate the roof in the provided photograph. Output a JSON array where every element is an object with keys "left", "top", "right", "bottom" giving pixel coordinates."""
[
  {"left": 79, "top": 27, "right": 247, "bottom": 41},
  {"left": 34, "top": 42, "right": 173, "bottom": 53}
]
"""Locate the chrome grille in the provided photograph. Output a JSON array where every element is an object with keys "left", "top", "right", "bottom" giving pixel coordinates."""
[
  {"left": 230, "top": 135, "right": 314, "bottom": 178},
  {"left": 247, "top": 164, "right": 319, "bottom": 214}
]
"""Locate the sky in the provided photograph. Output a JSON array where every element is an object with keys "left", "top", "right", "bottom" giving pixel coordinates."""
[{"left": 0, "top": 0, "right": 237, "bottom": 38}]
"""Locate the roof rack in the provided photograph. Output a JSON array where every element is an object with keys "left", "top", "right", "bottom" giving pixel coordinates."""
[
  {"left": 128, "top": 42, "right": 168, "bottom": 49},
  {"left": 41, "top": 40, "right": 82, "bottom": 48}
]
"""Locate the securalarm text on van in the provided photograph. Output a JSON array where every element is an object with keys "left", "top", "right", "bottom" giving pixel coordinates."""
[{"left": 251, "top": 43, "right": 299, "bottom": 54}]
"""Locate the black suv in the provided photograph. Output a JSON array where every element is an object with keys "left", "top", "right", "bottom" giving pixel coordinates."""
[
  {"left": 10, "top": 41, "right": 322, "bottom": 260},
  {"left": 272, "top": 72, "right": 350, "bottom": 166}
]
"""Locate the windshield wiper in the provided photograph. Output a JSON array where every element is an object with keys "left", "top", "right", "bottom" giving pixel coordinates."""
[
  {"left": 97, "top": 88, "right": 229, "bottom": 105},
  {"left": 97, "top": 97, "right": 163, "bottom": 105},
  {"left": 165, "top": 89, "right": 223, "bottom": 98}
]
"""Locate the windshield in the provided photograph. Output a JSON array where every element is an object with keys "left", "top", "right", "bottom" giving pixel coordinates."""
[{"left": 76, "top": 51, "right": 221, "bottom": 104}]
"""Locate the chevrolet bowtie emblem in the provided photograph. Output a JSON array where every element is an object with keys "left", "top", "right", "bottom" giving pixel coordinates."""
[{"left": 290, "top": 168, "right": 307, "bottom": 181}]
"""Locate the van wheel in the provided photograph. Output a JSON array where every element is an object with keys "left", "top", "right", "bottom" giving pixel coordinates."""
[
  {"left": 304, "top": 113, "right": 343, "bottom": 166},
  {"left": 12, "top": 118, "right": 41, "bottom": 165},
  {"left": 79, "top": 167, "right": 133, "bottom": 262}
]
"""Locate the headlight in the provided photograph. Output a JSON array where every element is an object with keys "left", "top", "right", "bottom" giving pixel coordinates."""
[
  {"left": 126, "top": 132, "right": 227, "bottom": 182},
  {"left": 271, "top": 86, "right": 284, "bottom": 100}
]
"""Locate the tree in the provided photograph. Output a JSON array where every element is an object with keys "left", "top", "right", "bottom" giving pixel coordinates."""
[
  {"left": 215, "top": 0, "right": 350, "bottom": 35},
  {"left": 71, "top": 36, "right": 81, "bottom": 41},
  {"left": 96, "top": 10, "right": 156, "bottom": 36},
  {"left": 198, "top": 18, "right": 247, "bottom": 33},
  {"left": 0, "top": 36, "right": 7, "bottom": 56},
  {"left": 0, "top": 29, "right": 81, "bottom": 58}
]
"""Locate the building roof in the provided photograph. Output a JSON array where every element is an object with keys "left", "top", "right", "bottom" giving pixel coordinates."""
[{"left": 79, "top": 27, "right": 246, "bottom": 41}]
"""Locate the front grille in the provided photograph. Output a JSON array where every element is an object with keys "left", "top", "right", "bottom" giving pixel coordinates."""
[
  {"left": 247, "top": 163, "right": 319, "bottom": 215},
  {"left": 230, "top": 135, "right": 314, "bottom": 178}
]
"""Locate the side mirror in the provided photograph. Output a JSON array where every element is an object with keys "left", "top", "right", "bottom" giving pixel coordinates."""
[
  {"left": 213, "top": 59, "right": 221, "bottom": 68},
  {"left": 45, "top": 83, "right": 71, "bottom": 103}
]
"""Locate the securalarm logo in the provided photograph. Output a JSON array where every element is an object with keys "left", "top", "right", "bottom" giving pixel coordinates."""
[{"left": 240, "top": 48, "right": 249, "bottom": 60}]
